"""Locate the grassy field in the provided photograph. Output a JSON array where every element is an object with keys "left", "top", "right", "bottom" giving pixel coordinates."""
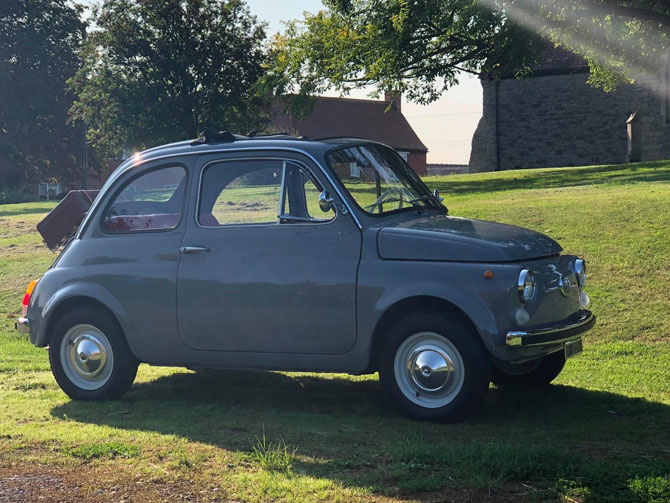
[{"left": 1, "top": 162, "right": 669, "bottom": 502}]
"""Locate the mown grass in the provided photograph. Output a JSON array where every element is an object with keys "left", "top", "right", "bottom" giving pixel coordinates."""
[
  {"left": 62, "top": 441, "right": 140, "bottom": 460},
  {"left": 251, "top": 429, "right": 297, "bottom": 474},
  {"left": 0, "top": 161, "right": 669, "bottom": 502}
]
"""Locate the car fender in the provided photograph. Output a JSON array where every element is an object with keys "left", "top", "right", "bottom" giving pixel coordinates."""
[
  {"left": 36, "top": 281, "right": 130, "bottom": 347},
  {"left": 369, "top": 278, "right": 504, "bottom": 354}
]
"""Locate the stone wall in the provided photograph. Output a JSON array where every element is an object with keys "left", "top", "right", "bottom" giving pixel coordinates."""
[
  {"left": 426, "top": 164, "right": 469, "bottom": 176},
  {"left": 468, "top": 72, "right": 670, "bottom": 172},
  {"left": 468, "top": 80, "right": 500, "bottom": 173}
]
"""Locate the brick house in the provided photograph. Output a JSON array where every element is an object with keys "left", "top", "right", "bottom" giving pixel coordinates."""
[
  {"left": 272, "top": 93, "right": 428, "bottom": 175},
  {"left": 468, "top": 46, "right": 670, "bottom": 172}
]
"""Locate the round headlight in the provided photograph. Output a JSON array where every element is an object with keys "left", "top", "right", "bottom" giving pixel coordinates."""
[
  {"left": 517, "top": 269, "right": 536, "bottom": 303},
  {"left": 575, "top": 259, "right": 586, "bottom": 289}
]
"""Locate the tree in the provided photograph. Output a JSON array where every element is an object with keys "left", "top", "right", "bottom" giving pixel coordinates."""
[
  {"left": 269, "top": 0, "right": 670, "bottom": 106},
  {"left": 0, "top": 0, "right": 85, "bottom": 187},
  {"left": 266, "top": 0, "right": 542, "bottom": 106},
  {"left": 70, "top": 0, "right": 268, "bottom": 159}
]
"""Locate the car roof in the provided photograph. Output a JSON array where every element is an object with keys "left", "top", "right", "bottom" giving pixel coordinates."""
[
  {"left": 98, "top": 134, "right": 393, "bottom": 204},
  {"left": 132, "top": 134, "right": 383, "bottom": 165},
  {"left": 106, "top": 134, "right": 387, "bottom": 183}
]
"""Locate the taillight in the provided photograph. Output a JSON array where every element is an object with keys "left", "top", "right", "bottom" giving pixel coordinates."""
[{"left": 21, "top": 279, "right": 38, "bottom": 317}]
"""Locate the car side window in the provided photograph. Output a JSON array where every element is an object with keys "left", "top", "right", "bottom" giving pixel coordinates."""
[
  {"left": 199, "top": 160, "right": 283, "bottom": 226},
  {"left": 199, "top": 160, "right": 334, "bottom": 226},
  {"left": 102, "top": 165, "right": 186, "bottom": 233}
]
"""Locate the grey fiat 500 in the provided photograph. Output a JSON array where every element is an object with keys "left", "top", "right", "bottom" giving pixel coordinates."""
[{"left": 16, "top": 134, "right": 595, "bottom": 421}]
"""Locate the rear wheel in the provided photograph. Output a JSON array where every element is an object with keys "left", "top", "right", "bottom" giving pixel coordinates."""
[
  {"left": 378, "top": 312, "right": 490, "bottom": 422},
  {"left": 49, "top": 307, "right": 138, "bottom": 400},
  {"left": 490, "top": 350, "right": 566, "bottom": 386}
]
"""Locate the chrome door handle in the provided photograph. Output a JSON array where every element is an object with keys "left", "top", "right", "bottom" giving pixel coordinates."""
[{"left": 180, "top": 246, "right": 210, "bottom": 254}]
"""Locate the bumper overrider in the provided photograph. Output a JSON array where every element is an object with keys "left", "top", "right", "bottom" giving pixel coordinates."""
[
  {"left": 15, "top": 317, "right": 30, "bottom": 335},
  {"left": 506, "top": 310, "right": 595, "bottom": 347}
]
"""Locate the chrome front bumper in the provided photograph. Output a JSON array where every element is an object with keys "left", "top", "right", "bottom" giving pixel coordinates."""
[
  {"left": 506, "top": 310, "right": 595, "bottom": 347},
  {"left": 15, "top": 317, "right": 30, "bottom": 335}
]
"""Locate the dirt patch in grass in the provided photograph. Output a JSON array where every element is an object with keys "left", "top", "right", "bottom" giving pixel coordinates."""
[
  {"left": 0, "top": 462, "right": 545, "bottom": 503},
  {"left": 0, "top": 217, "right": 33, "bottom": 235},
  {"left": 0, "top": 472, "right": 69, "bottom": 502},
  {"left": 0, "top": 464, "right": 223, "bottom": 503}
]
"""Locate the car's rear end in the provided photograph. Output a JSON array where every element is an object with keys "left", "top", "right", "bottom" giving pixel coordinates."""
[{"left": 16, "top": 190, "right": 101, "bottom": 338}]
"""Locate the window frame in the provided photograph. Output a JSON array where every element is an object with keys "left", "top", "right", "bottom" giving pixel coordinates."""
[
  {"left": 195, "top": 157, "right": 337, "bottom": 229},
  {"left": 99, "top": 163, "right": 189, "bottom": 236},
  {"left": 324, "top": 144, "right": 442, "bottom": 218}
]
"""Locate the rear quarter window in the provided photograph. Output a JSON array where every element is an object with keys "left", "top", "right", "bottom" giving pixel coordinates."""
[{"left": 101, "top": 165, "right": 187, "bottom": 233}]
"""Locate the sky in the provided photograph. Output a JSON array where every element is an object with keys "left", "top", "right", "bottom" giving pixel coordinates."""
[
  {"left": 81, "top": 0, "right": 482, "bottom": 164},
  {"left": 246, "top": 0, "right": 482, "bottom": 165}
]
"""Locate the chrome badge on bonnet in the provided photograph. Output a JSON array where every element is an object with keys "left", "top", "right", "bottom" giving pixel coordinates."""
[{"left": 546, "top": 274, "right": 573, "bottom": 297}]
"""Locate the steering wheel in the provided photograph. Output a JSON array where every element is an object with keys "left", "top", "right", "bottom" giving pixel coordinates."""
[{"left": 366, "top": 188, "right": 404, "bottom": 212}]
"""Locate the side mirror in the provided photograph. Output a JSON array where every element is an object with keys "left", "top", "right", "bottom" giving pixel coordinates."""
[
  {"left": 319, "top": 190, "right": 334, "bottom": 212},
  {"left": 433, "top": 189, "right": 444, "bottom": 203}
]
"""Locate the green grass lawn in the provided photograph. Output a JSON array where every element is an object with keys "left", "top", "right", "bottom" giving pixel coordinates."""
[{"left": 1, "top": 162, "right": 670, "bottom": 502}]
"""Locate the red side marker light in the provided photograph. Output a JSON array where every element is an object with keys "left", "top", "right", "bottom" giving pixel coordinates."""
[{"left": 22, "top": 279, "right": 39, "bottom": 317}]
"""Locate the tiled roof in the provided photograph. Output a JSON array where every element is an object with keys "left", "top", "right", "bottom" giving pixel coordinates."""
[
  {"left": 272, "top": 96, "right": 428, "bottom": 152},
  {"left": 532, "top": 45, "right": 589, "bottom": 74}
]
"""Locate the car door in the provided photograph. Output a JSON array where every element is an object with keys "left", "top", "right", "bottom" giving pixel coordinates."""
[{"left": 176, "top": 152, "right": 362, "bottom": 354}]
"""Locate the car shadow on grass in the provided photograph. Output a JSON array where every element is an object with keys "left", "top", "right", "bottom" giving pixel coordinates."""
[{"left": 51, "top": 369, "right": 670, "bottom": 502}]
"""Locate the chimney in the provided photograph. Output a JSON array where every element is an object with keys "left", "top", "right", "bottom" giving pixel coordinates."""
[{"left": 384, "top": 91, "right": 401, "bottom": 112}]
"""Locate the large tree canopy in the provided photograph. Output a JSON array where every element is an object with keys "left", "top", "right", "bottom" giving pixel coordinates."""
[
  {"left": 270, "top": 0, "right": 670, "bottom": 105},
  {"left": 486, "top": 0, "right": 670, "bottom": 92},
  {"left": 267, "top": 0, "right": 542, "bottom": 105},
  {"left": 0, "top": 0, "right": 84, "bottom": 186},
  {"left": 70, "top": 0, "right": 268, "bottom": 159}
]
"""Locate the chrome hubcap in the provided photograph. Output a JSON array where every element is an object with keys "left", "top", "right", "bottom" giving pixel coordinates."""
[
  {"left": 60, "top": 324, "right": 113, "bottom": 391},
  {"left": 394, "top": 332, "right": 465, "bottom": 408},
  {"left": 408, "top": 347, "right": 454, "bottom": 393},
  {"left": 71, "top": 335, "right": 107, "bottom": 377}
]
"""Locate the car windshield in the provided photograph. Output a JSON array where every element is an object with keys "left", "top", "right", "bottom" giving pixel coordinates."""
[{"left": 326, "top": 144, "right": 442, "bottom": 216}]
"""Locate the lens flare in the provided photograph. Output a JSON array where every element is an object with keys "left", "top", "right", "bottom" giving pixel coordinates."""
[{"left": 477, "top": 0, "right": 669, "bottom": 99}]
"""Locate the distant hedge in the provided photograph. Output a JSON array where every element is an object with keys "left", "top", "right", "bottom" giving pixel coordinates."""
[{"left": 0, "top": 186, "right": 35, "bottom": 204}]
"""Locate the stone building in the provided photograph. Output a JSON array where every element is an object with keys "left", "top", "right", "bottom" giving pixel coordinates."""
[
  {"left": 272, "top": 93, "right": 428, "bottom": 175},
  {"left": 468, "top": 47, "right": 670, "bottom": 172}
]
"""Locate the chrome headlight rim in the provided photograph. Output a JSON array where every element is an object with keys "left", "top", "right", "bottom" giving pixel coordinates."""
[
  {"left": 575, "top": 259, "right": 586, "bottom": 289},
  {"left": 517, "top": 269, "right": 536, "bottom": 303}
]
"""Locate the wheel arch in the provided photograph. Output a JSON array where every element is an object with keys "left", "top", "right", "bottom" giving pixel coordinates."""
[
  {"left": 367, "top": 295, "right": 482, "bottom": 372},
  {"left": 36, "top": 284, "right": 131, "bottom": 350},
  {"left": 45, "top": 295, "right": 140, "bottom": 400}
]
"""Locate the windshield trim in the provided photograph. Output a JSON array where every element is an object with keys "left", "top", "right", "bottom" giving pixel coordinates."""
[{"left": 324, "top": 143, "right": 443, "bottom": 218}]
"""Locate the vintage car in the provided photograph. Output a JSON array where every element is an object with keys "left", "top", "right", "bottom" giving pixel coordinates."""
[{"left": 16, "top": 132, "right": 595, "bottom": 421}]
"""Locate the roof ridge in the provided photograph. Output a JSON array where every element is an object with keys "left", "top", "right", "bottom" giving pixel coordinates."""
[{"left": 313, "top": 95, "right": 394, "bottom": 106}]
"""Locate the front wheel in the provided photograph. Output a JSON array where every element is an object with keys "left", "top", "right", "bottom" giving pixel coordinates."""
[
  {"left": 48, "top": 308, "right": 138, "bottom": 400},
  {"left": 378, "top": 312, "right": 491, "bottom": 422}
]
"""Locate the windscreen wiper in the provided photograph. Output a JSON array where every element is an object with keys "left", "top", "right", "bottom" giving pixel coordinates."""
[
  {"left": 407, "top": 195, "right": 448, "bottom": 214},
  {"left": 367, "top": 197, "right": 425, "bottom": 214}
]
